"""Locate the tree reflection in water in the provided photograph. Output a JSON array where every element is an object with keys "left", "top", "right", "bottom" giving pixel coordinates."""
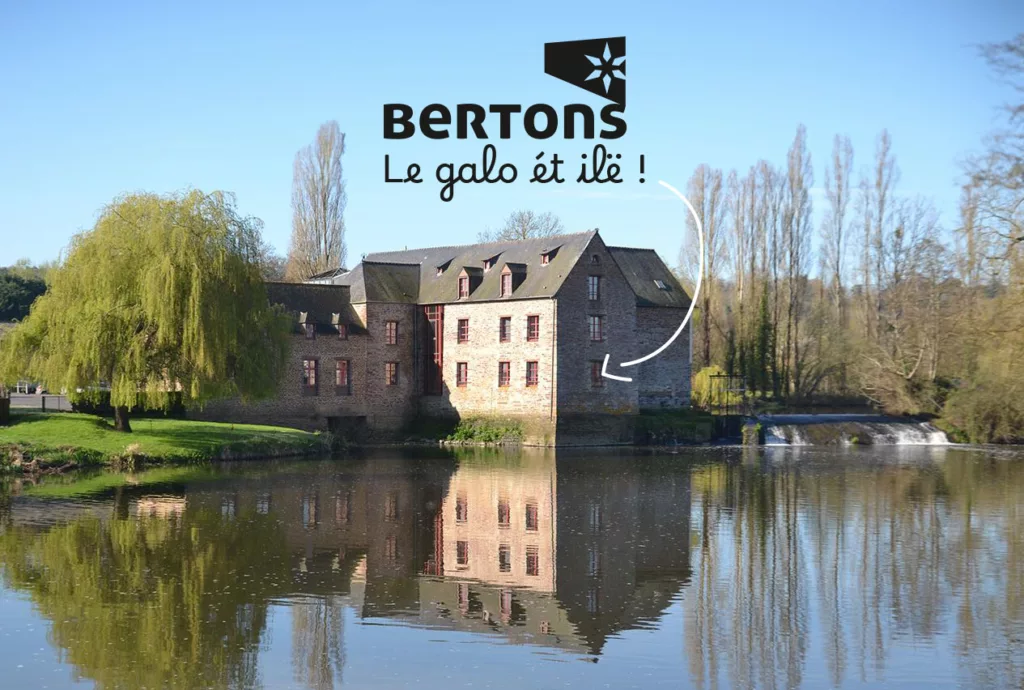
[{"left": 0, "top": 447, "right": 1020, "bottom": 690}]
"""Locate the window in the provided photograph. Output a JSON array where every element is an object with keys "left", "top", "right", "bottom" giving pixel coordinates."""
[
  {"left": 335, "top": 359, "right": 350, "bottom": 392},
  {"left": 526, "top": 546, "right": 540, "bottom": 576},
  {"left": 484, "top": 258, "right": 495, "bottom": 271},
  {"left": 498, "top": 498, "right": 510, "bottom": 527},
  {"left": 498, "top": 361, "right": 511, "bottom": 387},
  {"left": 303, "top": 322, "right": 316, "bottom": 339},
  {"left": 384, "top": 535, "right": 398, "bottom": 562},
  {"left": 525, "top": 502, "right": 538, "bottom": 530},
  {"left": 385, "top": 362, "right": 398, "bottom": 386},
  {"left": 588, "top": 275, "right": 601, "bottom": 300},
  {"left": 499, "top": 316, "right": 511, "bottom": 342},
  {"left": 302, "top": 359, "right": 318, "bottom": 391},
  {"left": 384, "top": 492, "right": 399, "bottom": 521},
  {"left": 591, "top": 254, "right": 601, "bottom": 264},
  {"left": 654, "top": 279, "right": 669, "bottom": 290},
  {"left": 456, "top": 362, "right": 468, "bottom": 387},
  {"left": 457, "top": 318, "right": 470, "bottom": 343},
  {"left": 335, "top": 492, "right": 351, "bottom": 524},
  {"left": 500, "top": 589, "right": 513, "bottom": 620},
  {"left": 436, "top": 266, "right": 444, "bottom": 277},
  {"left": 589, "top": 502, "right": 603, "bottom": 532},
  {"left": 500, "top": 272, "right": 512, "bottom": 297},
  {"left": 589, "top": 315, "right": 604, "bottom": 342},
  {"left": 456, "top": 494, "right": 468, "bottom": 523},
  {"left": 525, "top": 361, "right": 539, "bottom": 387},
  {"left": 337, "top": 323, "right": 348, "bottom": 339},
  {"left": 527, "top": 315, "right": 540, "bottom": 341},
  {"left": 458, "top": 276, "right": 469, "bottom": 299},
  {"left": 540, "top": 253, "right": 550, "bottom": 265},
  {"left": 590, "top": 360, "right": 604, "bottom": 388},
  {"left": 302, "top": 494, "right": 318, "bottom": 528},
  {"left": 256, "top": 494, "right": 271, "bottom": 515},
  {"left": 457, "top": 540, "right": 469, "bottom": 566},
  {"left": 385, "top": 320, "right": 398, "bottom": 345},
  {"left": 588, "top": 547, "right": 601, "bottom": 576},
  {"left": 586, "top": 587, "right": 600, "bottom": 614},
  {"left": 498, "top": 544, "right": 511, "bottom": 573}
]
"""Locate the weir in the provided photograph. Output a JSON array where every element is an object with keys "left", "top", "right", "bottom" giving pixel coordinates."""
[{"left": 760, "top": 414, "right": 949, "bottom": 446}]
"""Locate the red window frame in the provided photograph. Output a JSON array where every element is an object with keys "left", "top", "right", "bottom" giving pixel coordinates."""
[
  {"left": 500, "top": 272, "right": 512, "bottom": 297},
  {"left": 525, "top": 361, "right": 538, "bottom": 387},
  {"left": 336, "top": 359, "right": 350, "bottom": 389},
  {"left": 499, "top": 316, "right": 511, "bottom": 342},
  {"left": 457, "top": 540, "right": 469, "bottom": 566},
  {"left": 526, "top": 546, "right": 539, "bottom": 576},
  {"left": 458, "top": 276, "right": 469, "bottom": 299},
  {"left": 526, "top": 315, "right": 539, "bottom": 341},
  {"left": 457, "top": 318, "right": 470, "bottom": 343},
  {"left": 498, "top": 361, "right": 511, "bottom": 387},
  {"left": 385, "top": 362, "right": 398, "bottom": 386},
  {"left": 302, "top": 358, "right": 318, "bottom": 387},
  {"left": 338, "top": 323, "right": 347, "bottom": 340},
  {"left": 525, "top": 502, "right": 538, "bottom": 530},
  {"left": 590, "top": 360, "right": 604, "bottom": 388},
  {"left": 588, "top": 315, "right": 604, "bottom": 342},
  {"left": 385, "top": 320, "right": 398, "bottom": 345},
  {"left": 456, "top": 362, "right": 468, "bottom": 387},
  {"left": 588, "top": 275, "right": 601, "bottom": 301},
  {"left": 540, "top": 253, "right": 550, "bottom": 265}
]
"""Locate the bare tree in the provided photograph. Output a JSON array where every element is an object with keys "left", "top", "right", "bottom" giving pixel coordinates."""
[
  {"left": 287, "top": 121, "right": 348, "bottom": 280},
  {"left": 680, "top": 164, "right": 726, "bottom": 368},
  {"left": 822, "top": 135, "right": 854, "bottom": 324},
  {"left": 478, "top": 210, "right": 565, "bottom": 242}
]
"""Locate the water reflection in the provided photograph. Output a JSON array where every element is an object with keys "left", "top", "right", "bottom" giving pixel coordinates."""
[{"left": 0, "top": 446, "right": 1021, "bottom": 689}]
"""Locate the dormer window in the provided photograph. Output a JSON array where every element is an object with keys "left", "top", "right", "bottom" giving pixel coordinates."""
[
  {"left": 338, "top": 323, "right": 348, "bottom": 340},
  {"left": 303, "top": 322, "right": 316, "bottom": 339},
  {"left": 436, "top": 266, "right": 444, "bottom": 277},
  {"left": 540, "top": 253, "right": 550, "bottom": 265},
  {"left": 483, "top": 259, "right": 494, "bottom": 271},
  {"left": 500, "top": 272, "right": 512, "bottom": 297},
  {"left": 435, "top": 259, "right": 452, "bottom": 277},
  {"left": 458, "top": 276, "right": 469, "bottom": 299},
  {"left": 654, "top": 279, "right": 669, "bottom": 290}
]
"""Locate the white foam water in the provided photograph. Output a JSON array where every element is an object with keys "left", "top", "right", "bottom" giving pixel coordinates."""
[{"left": 761, "top": 416, "right": 949, "bottom": 446}]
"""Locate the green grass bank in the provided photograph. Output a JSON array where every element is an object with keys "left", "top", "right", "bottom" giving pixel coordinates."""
[{"left": 0, "top": 412, "right": 331, "bottom": 473}]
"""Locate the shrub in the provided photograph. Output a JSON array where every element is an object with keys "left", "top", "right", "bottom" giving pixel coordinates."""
[{"left": 447, "top": 417, "right": 524, "bottom": 444}]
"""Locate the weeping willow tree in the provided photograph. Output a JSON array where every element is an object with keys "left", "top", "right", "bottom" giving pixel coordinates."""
[{"left": 0, "top": 190, "right": 291, "bottom": 431}]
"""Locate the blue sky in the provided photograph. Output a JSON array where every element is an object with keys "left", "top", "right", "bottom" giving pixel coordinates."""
[{"left": 1, "top": 0, "right": 1020, "bottom": 269}]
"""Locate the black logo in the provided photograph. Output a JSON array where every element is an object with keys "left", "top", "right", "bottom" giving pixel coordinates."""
[{"left": 545, "top": 37, "right": 626, "bottom": 107}]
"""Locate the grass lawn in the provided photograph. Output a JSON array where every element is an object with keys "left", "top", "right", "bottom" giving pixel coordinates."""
[{"left": 0, "top": 411, "right": 327, "bottom": 469}]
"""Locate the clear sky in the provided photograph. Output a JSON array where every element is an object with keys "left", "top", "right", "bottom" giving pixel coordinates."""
[{"left": 1, "top": 0, "right": 1020, "bottom": 269}]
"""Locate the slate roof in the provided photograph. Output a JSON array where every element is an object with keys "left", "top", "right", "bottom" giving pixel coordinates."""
[
  {"left": 264, "top": 283, "right": 365, "bottom": 334},
  {"left": 362, "top": 230, "right": 598, "bottom": 303},
  {"left": 331, "top": 262, "right": 421, "bottom": 303},
  {"left": 607, "top": 247, "right": 692, "bottom": 309}
]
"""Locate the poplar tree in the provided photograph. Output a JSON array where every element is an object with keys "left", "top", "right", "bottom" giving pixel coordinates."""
[{"left": 0, "top": 190, "right": 291, "bottom": 432}]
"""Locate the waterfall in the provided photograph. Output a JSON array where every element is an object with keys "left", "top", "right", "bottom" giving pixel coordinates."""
[{"left": 761, "top": 415, "right": 949, "bottom": 446}]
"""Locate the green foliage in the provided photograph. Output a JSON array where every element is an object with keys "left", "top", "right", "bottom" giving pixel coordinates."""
[
  {"left": 0, "top": 190, "right": 291, "bottom": 418},
  {"left": 941, "top": 382, "right": 1024, "bottom": 444},
  {"left": 446, "top": 417, "right": 524, "bottom": 444},
  {"left": 0, "top": 268, "right": 46, "bottom": 321},
  {"left": 691, "top": 365, "right": 736, "bottom": 410}
]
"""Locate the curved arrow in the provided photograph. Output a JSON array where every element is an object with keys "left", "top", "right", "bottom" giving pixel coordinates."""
[{"left": 602, "top": 179, "right": 705, "bottom": 382}]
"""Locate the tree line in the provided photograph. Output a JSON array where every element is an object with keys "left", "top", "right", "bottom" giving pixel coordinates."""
[{"left": 678, "top": 34, "right": 1024, "bottom": 442}]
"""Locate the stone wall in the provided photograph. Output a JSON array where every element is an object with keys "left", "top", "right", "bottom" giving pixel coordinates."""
[
  {"left": 554, "top": 234, "right": 639, "bottom": 417},
  {"left": 635, "top": 309, "right": 692, "bottom": 408},
  {"left": 420, "top": 297, "right": 557, "bottom": 421}
]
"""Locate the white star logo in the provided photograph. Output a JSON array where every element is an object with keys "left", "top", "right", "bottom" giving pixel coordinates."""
[{"left": 584, "top": 42, "right": 626, "bottom": 94}]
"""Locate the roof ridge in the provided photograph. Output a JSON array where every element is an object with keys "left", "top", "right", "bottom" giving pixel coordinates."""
[{"left": 365, "top": 229, "right": 598, "bottom": 259}]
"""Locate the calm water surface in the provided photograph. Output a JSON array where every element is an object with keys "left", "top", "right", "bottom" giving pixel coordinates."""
[{"left": 0, "top": 445, "right": 1021, "bottom": 689}]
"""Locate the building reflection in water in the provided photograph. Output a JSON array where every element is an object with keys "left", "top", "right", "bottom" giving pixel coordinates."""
[{"left": 1, "top": 446, "right": 1021, "bottom": 690}]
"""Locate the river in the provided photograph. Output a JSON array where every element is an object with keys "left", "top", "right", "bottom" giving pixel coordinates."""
[{"left": 0, "top": 444, "right": 1021, "bottom": 689}]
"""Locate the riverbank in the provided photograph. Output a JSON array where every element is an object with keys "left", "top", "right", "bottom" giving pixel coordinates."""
[{"left": 0, "top": 412, "right": 332, "bottom": 474}]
